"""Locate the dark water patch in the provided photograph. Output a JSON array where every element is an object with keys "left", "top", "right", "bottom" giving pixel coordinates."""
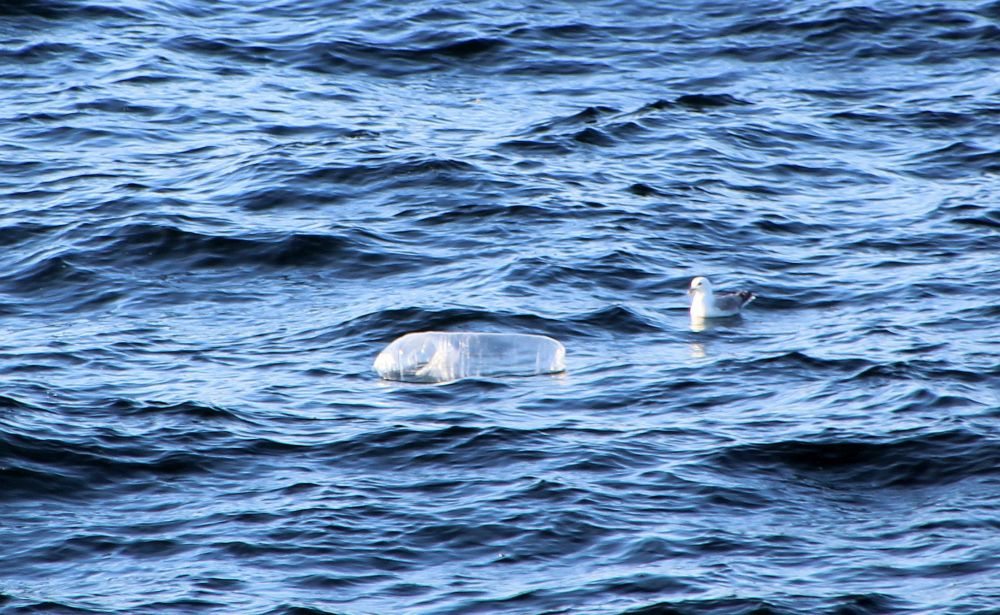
[
  {"left": 1, "top": 41, "right": 88, "bottom": 63},
  {"left": 17, "top": 125, "right": 118, "bottom": 146},
  {"left": 568, "top": 306, "right": 662, "bottom": 336},
  {"left": 902, "top": 109, "right": 979, "bottom": 130},
  {"left": 431, "top": 37, "right": 505, "bottom": 59},
  {"left": 888, "top": 387, "right": 985, "bottom": 416},
  {"left": 731, "top": 351, "right": 871, "bottom": 376},
  {"left": 829, "top": 109, "right": 898, "bottom": 126},
  {"left": 627, "top": 179, "right": 716, "bottom": 198},
  {"left": 291, "top": 572, "right": 395, "bottom": 590},
  {"left": 555, "top": 435, "right": 674, "bottom": 474},
  {"left": 303, "top": 156, "right": 477, "bottom": 189},
  {"left": 713, "top": 42, "right": 806, "bottom": 64},
  {"left": 0, "top": 160, "right": 46, "bottom": 179},
  {"left": 395, "top": 426, "right": 552, "bottom": 469},
  {"left": 111, "top": 71, "right": 183, "bottom": 86},
  {"left": 380, "top": 379, "right": 519, "bottom": 406},
  {"left": 752, "top": 215, "right": 833, "bottom": 236},
  {"left": 0, "top": 1, "right": 142, "bottom": 20},
  {"left": 257, "top": 122, "right": 366, "bottom": 139},
  {"left": 163, "top": 35, "right": 280, "bottom": 66},
  {"left": 0, "top": 461, "right": 89, "bottom": 503},
  {"left": 907, "top": 142, "right": 1000, "bottom": 179},
  {"left": 952, "top": 211, "right": 1000, "bottom": 229},
  {"left": 751, "top": 162, "right": 880, "bottom": 185},
  {"left": 624, "top": 596, "right": 780, "bottom": 615},
  {"left": 830, "top": 103, "right": 1000, "bottom": 168},
  {"left": 675, "top": 93, "right": 751, "bottom": 109},
  {"left": 515, "top": 21, "right": 605, "bottom": 41},
  {"left": 723, "top": 5, "right": 971, "bottom": 45},
  {"left": 915, "top": 516, "right": 1000, "bottom": 533},
  {"left": 86, "top": 223, "right": 439, "bottom": 277},
  {"left": 715, "top": 3, "right": 1000, "bottom": 67},
  {"left": 411, "top": 202, "right": 558, "bottom": 227},
  {"left": 615, "top": 536, "right": 688, "bottom": 566},
  {"left": 635, "top": 93, "right": 750, "bottom": 115},
  {"left": 0, "top": 395, "right": 39, "bottom": 411},
  {"left": 623, "top": 592, "right": 909, "bottom": 615},
  {"left": 238, "top": 424, "right": 568, "bottom": 472},
  {"left": 732, "top": 122, "right": 882, "bottom": 157},
  {"left": 52, "top": 534, "right": 189, "bottom": 561},
  {"left": 850, "top": 359, "right": 998, "bottom": 386},
  {"left": 73, "top": 97, "right": 162, "bottom": 116},
  {"left": 503, "top": 58, "right": 610, "bottom": 76},
  {"left": 589, "top": 572, "right": 691, "bottom": 599},
  {"left": 529, "top": 105, "right": 620, "bottom": 133},
  {"left": 0, "top": 221, "right": 66, "bottom": 248},
  {"left": 711, "top": 429, "right": 999, "bottom": 489},
  {"left": 0, "top": 600, "right": 105, "bottom": 615},
  {"left": 605, "top": 120, "right": 649, "bottom": 140},
  {"left": 0, "top": 255, "right": 101, "bottom": 298},
  {"left": 134, "top": 598, "right": 219, "bottom": 613},
  {"left": 501, "top": 106, "right": 628, "bottom": 152},
  {"left": 501, "top": 250, "right": 661, "bottom": 295},
  {"left": 0, "top": 0, "right": 74, "bottom": 19},
  {"left": 0, "top": 433, "right": 214, "bottom": 502},
  {"left": 410, "top": 7, "right": 465, "bottom": 22},
  {"left": 843, "top": 231, "right": 995, "bottom": 259},
  {"left": 234, "top": 186, "right": 346, "bottom": 212},
  {"left": 931, "top": 197, "right": 1000, "bottom": 230},
  {"left": 498, "top": 138, "right": 574, "bottom": 155},
  {"left": 115, "top": 399, "right": 249, "bottom": 423},
  {"left": 628, "top": 183, "right": 663, "bottom": 197},
  {"left": 288, "top": 36, "right": 507, "bottom": 77},
  {"left": 573, "top": 126, "right": 616, "bottom": 146},
  {"left": 624, "top": 379, "right": 768, "bottom": 414},
  {"left": 263, "top": 607, "right": 340, "bottom": 615}
]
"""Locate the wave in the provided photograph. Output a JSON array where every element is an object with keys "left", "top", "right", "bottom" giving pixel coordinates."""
[
  {"left": 714, "top": 4, "right": 996, "bottom": 65},
  {"left": 1, "top": 218, "right": 454, "bottom": 312},
  {"left": 622, "top": 593, "right": 908, "bottom": 615},
  {"left": 907, "top": 141, "right": 1000, "bottom": 180},
  {"left": 0, "top": 1, "right": 141, "bottom": 20},
  {"left": 16, "top": 222, "right": 441, "bottom": 283},
  {"left": 0, "top": 430, "right": 212, "bottom": 502},
  {"left": 0, "top": 254, "right": 110, "bottom": 315},
  {"left": 301, "top": 155, "right": 478, "bottom": 188},
  {"left": 501, "top": 95, "right": 752, "bottom": 154},
  {"left": 710, "top": 428, "right": 999, "bottom": 488},
  {"left": 163, "top": 32, "right": 509, "bottom": 78}
]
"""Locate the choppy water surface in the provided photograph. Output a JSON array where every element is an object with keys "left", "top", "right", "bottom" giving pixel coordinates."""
[{"left": 2, "top": 1, "right": 999, "bottom": 613}]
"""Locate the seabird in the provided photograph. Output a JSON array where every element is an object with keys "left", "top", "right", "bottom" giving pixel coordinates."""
[{"left": 688, "top": 276, "right": 755, "bottom": 318}]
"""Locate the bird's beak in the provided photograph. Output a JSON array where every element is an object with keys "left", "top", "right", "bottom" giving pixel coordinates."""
[{"left": 687, "top": 288, "right": 693, "bottom": 296}]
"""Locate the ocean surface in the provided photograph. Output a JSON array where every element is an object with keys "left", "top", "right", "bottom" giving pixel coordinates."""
[{"left": 1, "top": 0, "right": 999, "bottom": 613}]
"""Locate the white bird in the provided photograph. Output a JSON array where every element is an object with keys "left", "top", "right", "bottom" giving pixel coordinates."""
[{"left": 688, "top": 276, "right": 755, "bottom": 318}]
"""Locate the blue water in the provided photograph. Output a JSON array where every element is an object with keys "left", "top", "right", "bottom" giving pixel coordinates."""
[{"left": 2, "top": 1, "right": 999, "bottom": 613}]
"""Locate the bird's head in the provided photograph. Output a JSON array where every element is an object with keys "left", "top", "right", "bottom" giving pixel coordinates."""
[{"left": 688, "top": 276, "right": 711, "bottom": 295}]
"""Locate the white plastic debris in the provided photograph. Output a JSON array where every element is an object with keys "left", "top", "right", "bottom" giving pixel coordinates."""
[{"left": 374, "top": 331, "right": 566, "bottom": 383}]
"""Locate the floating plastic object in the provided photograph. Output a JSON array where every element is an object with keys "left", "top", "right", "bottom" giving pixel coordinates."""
[{"left": 374, "top": 331, "right": 566, "bottom": 383}]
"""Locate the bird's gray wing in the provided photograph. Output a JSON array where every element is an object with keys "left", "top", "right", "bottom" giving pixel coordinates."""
[{"left": 714, "top": 291, "right": 756, "bottom": 312}]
